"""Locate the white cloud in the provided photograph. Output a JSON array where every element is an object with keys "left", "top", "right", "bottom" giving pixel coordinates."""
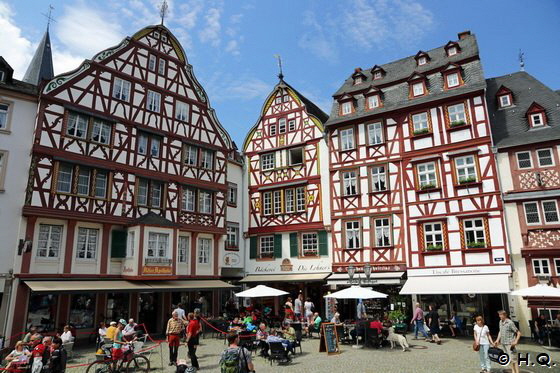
[
  {"left": 0, "top": 2, "right": 35, "bottom": 78},
  {"left": 204, "top": 72, "right": 270, "bottom": 102},
  {"left": 199, "top": 6, "right": 222, "bottom": 47},
  {"left": 298, "top": 11, "right": 338, "bottom": 62},
  {"left": 225, "top": 39, "right": 240, "bottom": 56}
]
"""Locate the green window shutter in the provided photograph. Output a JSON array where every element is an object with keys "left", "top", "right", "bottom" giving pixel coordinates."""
[
  {"left": 290, "top": 233, "right": 299, "bottom": 257},
  {"left": 274, "top": 234, "right": 283, "bottom": 259},
  {"left": 250, "top": 237, "right": 257, "bottom": 259},
  {"left": 318, "top": 230, "right": 328, "bottom": 256},
  {"left": 111, "top": 230, "right": 127, "bottom": 258}
]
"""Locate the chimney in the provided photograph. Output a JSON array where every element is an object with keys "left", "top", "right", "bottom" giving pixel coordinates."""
[
  {"left": 354, "top": 67, "right": 362, "bottom": 73},
  {"left": 458, "top": 30, "right": 471, "bottom": 40}
]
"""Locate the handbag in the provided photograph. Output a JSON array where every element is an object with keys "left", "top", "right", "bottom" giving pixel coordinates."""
[
  {"left": 488, "top": 346, "right": 506, "bottom": 363},
  {"left": 473, "top": 326, "right": 482, "bottom": 351}
]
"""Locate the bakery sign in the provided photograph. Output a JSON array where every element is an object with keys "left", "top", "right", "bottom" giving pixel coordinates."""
[
  {"left": 142, "top": 266, "right": 173, "bottom": 275},
  {"left": 223, "top": 253, "right": 241, "bottom": 267}
]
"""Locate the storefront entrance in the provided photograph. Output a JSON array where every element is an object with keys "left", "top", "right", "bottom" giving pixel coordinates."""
[{"left": 138, "top": 293, "right": 160, "bottom": 334}]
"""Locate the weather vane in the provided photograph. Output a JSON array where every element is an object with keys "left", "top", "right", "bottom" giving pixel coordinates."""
[
  {"left": 519, "top": 49, "right": 525, "bottom": 72},
  {"left": 274, "top": 54, "right": 284, "bottom": 80},
  {"left": 41, "top": 5, "right": 56, "bottom": 29},
  {"left": 159, "top": 0, "right": 169, "bottom": 25}
]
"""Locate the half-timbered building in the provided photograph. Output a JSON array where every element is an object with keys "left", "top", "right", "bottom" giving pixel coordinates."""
[
  {"left": 242, "top": 77, "right": 331, "bottom": 311},
  {"left": 488, "top": 71, "right": 560, "bottom": 335},
  {"left": 9, "top": 24, "right": 236, "bottom": 337},
  {"left": 325, "top": 31, "right": 510, "bottom": 329}
]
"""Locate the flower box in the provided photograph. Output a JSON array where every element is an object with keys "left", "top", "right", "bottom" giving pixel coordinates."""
[
  {"left": 425, "top": 244, "right": 443, "bottom": 251},
  {"left": 260, "top": 252, "right": 274, "bottom": 259},
  {"left": 413, "top": 128, "right": 430, "bottom": 136},
  {"left": 420, "top": 183, "right": 437, "bottom": 190},
  {"left": 450, "top": 120, "right": 467, "bottom": 127},
  {"left": 467, "top": 241, "right": 486, "bottom": 249},
  {"left": 459, "top": 177, "right": 477, "bottom": 184}
]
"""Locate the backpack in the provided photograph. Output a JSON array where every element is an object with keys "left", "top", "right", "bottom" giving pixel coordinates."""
[
  {"left": 176, "top": 364, "right": 196, "bottom": 373},
  {"left": 220, "top": 347, "right": 245, "bottom": 373}
]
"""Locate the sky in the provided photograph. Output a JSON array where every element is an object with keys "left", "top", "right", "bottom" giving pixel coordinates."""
[{"left": 1, "top": 0, "right": 559, "bottom": 147}]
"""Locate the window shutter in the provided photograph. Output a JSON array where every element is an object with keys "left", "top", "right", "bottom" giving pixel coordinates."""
[
  {"left": 318, "top": 230, "right": 328, "bottom": 256},
  {"left": 111, "top": 230, "right": 127, "bottom": 258},
  {"left": 249, "top": 236, "right": 257, "bottom": 259},
  {"left": 274, "top": 234, "right": 283, "bottom": 259},
  {"left": 290, "top": 233, "right": 299, "bottom": 257}
]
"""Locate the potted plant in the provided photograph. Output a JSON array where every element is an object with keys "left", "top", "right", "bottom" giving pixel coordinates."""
[
  {"left": 450, "top": 120, "right": 467, "bottom": 127},
  {"left": 467, "top": 241, "right": 486, "bottom": 249},
  {"left": 420, "top": 183, "right": 437, "bottom": 190},
  {"left": 413, "top": 128, "right": 430, "bottom": 135},
  {"left": 426, "top": 244, "right": 443, "bottom": 251},
  {"left": 459, "top": 176, "right": 477, "bottom": 184},
  {"left": 388, "top": 310, "right": 406, "bottom": 323}
]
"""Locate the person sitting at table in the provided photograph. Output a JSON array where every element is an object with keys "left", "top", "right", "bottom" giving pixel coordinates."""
[
  {"left": 229, "top": 317, "right": 243, "bottom": 332},
  {"left": 552, "top": 314, "right": 560, "bottom": 328},
  {"left": 331, "top": 312, "right": 342, "bottom": 324},
  {"left": 282, "top": 322, "right": 297, "bottom": 354},
  {"left": 448, "top": 312, "right": 463, "bottom": 337},
  {"left": 266, "top": 329, "right": 293, "bottom": 358},
  {"left": 5, "top": 341, "right": 32, "bottom": 371},
  {"left": 305, "top": 312, "right": 322, "bottom": 337},
  {"left": 535, "top": 313, "right": 548, "bottom": 344},
  {"left": 350, "top": 321, "right": 366, "bottom": 343},
  {"left": 256, "top": 323, "right": 269, "bottom": 357},
  {"left": 370, "top": 316, "right": 383, "bottom": 335}
]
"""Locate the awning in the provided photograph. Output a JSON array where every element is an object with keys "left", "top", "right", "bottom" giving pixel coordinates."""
[
  {"left": 399, "top": 274, "right": 511, "bottom": 295},
  {"left": 327, "top": 272, "right": 404, "bottom": 286},
  {"left": 240, "top": 273, "right": 330, "bottom": 283},
  {"left": 24, "top": 279, "right": 236, "bottom": 293}
]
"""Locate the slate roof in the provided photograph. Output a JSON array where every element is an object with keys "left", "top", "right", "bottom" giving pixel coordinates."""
[
  {"left": 280, "top": 79, "right": 329, "bottom": 123},
  {"left": 131, "top": 212, "right": 178, "bottom": 228},
  {"left": 325, "top": 33, "right": 484, "bottom": 127},
  {"left": 22, "top": 29, "right": 54, "bottom": 86},
  {"left": 486, "top": 72, "right": 560, "bottom": 149},
  {"left": 0, "top": 57, "right": 38, "bottom": 96}
]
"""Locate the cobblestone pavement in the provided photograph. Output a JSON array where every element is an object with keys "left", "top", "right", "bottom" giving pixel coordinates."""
[{"left": 66, "top": 335, "right": 560, "bottom": 372}]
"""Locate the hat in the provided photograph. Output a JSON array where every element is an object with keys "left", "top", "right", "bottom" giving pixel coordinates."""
[
  {"left": 119, "top": 319, "right": 127, "bottom": 325},
  {"left": 110, "top": 321, "right": 117, "bottom": 326}
]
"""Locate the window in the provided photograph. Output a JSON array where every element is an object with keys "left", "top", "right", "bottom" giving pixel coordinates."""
[
  {"left": 153, "top": 31, "right": 160, "bottom": 39},
  {"left": 176, "top": 102, "right": 188, "bottom": 121},
  {"left": 178, "top": 236, "right": 189, "bottom": 263},
  {"left": 0, "top": 152, "right": 5, "bottom": 190},
  {"left": 296, "top": 187, "right": 306, "bottom": 212},
  {"left": 354, "top": 76, "right": 363, "bottom": 85},
  {"left": 285, "top": 189, "right": 294, "bottom": 213},
  {"left": 345, "top": 221, "right": 361, "bottom": 249},
  {"left": 150, "top": 136, "right": 161, "bottom": 157},
  {"left": 340, "top": 128, "right": 355, "bottom": 150},
  {"left": 77, "top": 167, "right": 90, "bottom": 196},
  {"left": 226, "top": 225, "right": 239, "bottom": 250},
  {"left": 147, "top": 232, "right": 168, "bottom": 258},
  {"left": 67, "top": 112, "right": 88, "bottom": 139},
  {"left": 113, "top": 78, "right": 131, "bottom": 101},
  {"left": 263, "top": 192, "right": 272, "bottom": 215},
  {"left": 91, "top": 119, "right": 111, "bottom": 145},
  {"left": 530, "top": 113, "right": 544, "bottom": 127},
  {"left": 261, "top": 153, "right": 275, "bottom": 170},
  {"left": 448, "top": 46, "right": 458, "bottom": 56},
  {"left": 76, "top": 227, "right": 98, "bottom": 259},
  {"left": 555, "top": 259, "right": 560, "bottom": 276},
  {"left": 499, "top": 95, "right": 511, "bottom": 107},
  {"left": 455, "top": 155, "right": 477, "bottom": 183},
  {"left": 273, "top": 190, "right": 282, "bottom": 214},
  {"left": 373, "top": 70, "right": 382, "bottom": 80},
  {"left": 537, "top": 149, "right": 554, "bottom": 167},
  {"left": 289, "top": 148, "right": 303, "bottom": 166},
  {"left": 283, "top": 95, "right": 289, "bottom": 102},
  {"left": 137, "top": 132, "right": 161, "bottom": 157},
  {"left": 201, "top": 149, "right": 214, "bottom": 169},
  {"left": 374, "top": 218, "right": 391, "bottom": 247},
  {"left": 446, "top": 73, "right": 460, "bottom": 88},
  {"left": 37, "top": 224, "right": 62, "bottom": 258},
  {"left": 417, "top": 162, "right": 437, "bottom": 189},
  {"left": 158, "top": 59, "right": 165, "bottom": 75},
  {"left": 418, "top": 56, "right": 427, "bottom": 65},
  {"left": 161, "top": 33, "right": 167, "bottom": 42},
  {"left": 278, "top": 118, "right": 286, "bottom": 134},
  {"left": 259, "top": 236, "right": 274, "bottom": 258},
  {"left": 424, "top": 222, "right": 443, "bottom": 250},
  {"left": 533, "top": 259, "right": 551, "bottom": 276},
  {"left": 57, "top": 164, "right": 73, "bottom": 193},
  {"left": 412, "top": 82, "right": 424, "bottom": 97},
  {"left": 524, "top": 202, "right": 540, "bottom": 224},
  {"left": 367, "top": 95, "right": 380, "bottom": 109},
  {"left": 199, "top": 190, "right": 212, "bottom": 214},
  {"left": 448, "top": 103, "right": 467, "bottom": 125},
  {"left": 147, "top": 90, "right": 161, "bottom": 112},
  {"left": 181, "top": 187, "right": 195, "bottom": 212},
  {"left": 302, "top": 233, "right": 318, "bottom": 256},
  {"left": 542, "top": 200, "right": 560, "bottom": 223},
  {"left": 288, "top": 120, "right": 296, "bottom": 131},
  {"left": 275, "top": 97, "right": 282, "bottom": 104},
  {"left": 228, "top": 184, "right": 237, "bottom": 206},
  {"left": 370, "top": 166, "right": 387, "bottom": 192},
  {"left": 342, "top": 170, "right": 358, "bottom": 196},
  {"left": 464, "top": 219, "right": 486, "bottom": 248},
  {"left": 127, "top": 231, "right": 135, "bottom": 258},
  {"left": 341, "top": 101, "right": 352, "bottom": 115},
  {"left": 367, "top": 122, "right": 383, "bottom": 145},
  {"left": 516, "top": 152, "right": 533, "bottom": 169},
  {"left": 412, "top": 112, "right": 429, "bottom": 133},
  {"left": 270, "top": 124, "right": 276, "bottom": 136},
  {"left": 148, "top": 55, "right": 156, "bottom": 71},
  {"left": 136, "top": 178, "right": 162, "bottom": 208},
  {"left": 0, "top": 103, "right": 8, "bottom": 129},
  {"left": 184, "top": 144, "right": 198, "bottom": 166}
]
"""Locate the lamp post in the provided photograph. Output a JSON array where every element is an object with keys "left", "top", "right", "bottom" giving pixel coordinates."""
[
  {"left": 348, "top": 265, "right": 356, "bottom": 285},
  {"left": 364, "top": 263, "right": 372, "bottom": 282}
]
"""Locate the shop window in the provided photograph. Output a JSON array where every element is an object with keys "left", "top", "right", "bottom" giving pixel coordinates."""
[
  {"left": 37, "top": 224, "right": 63, "bottom": 258},
  {"left": 463, "top": 218, "right": 486, "bottom": 248},
  {"left": 417, "top": 162, "right": 438, "bottom": 190},
  {"left": 370, "top": 165, "right": 387, "bottom": 192},
  {"left": 339, "top": 127, "right": 355, "bottom": 150},
  {"left": 301, "top": 232, "right": 318, "bottom": 256},
  {"left": 537, "top": 148, "right": 554, "bottom": 167},
  {"left": 424, "top": 222, "right": 444, "bottom": 251},
  {"left": 524, "top": 202, "right": 541, "bottom": 225},
  {"left": 69, "top": 294, "right": 95, "bottom": 329},
  {"left": 345, "top": 221, "right": 361, "bottom": 249},
  {"left": 76, "top": 227, "right": 99, "bottom": 259},
  {"left": 107, "top": 293, "right": 130, "bottom": 323},
  {"left": 342, "top": 170, "right": 358, "bottom": 196},
  {"left": 373, "top": 217, "right": 391, "bottom": 247},
  {"left": 516, "top": 151, "right": 533, "bottom": 169},
  {"left": 367, "top": 122, "right": 383, "bottom": 145},
  {"left": 28, "top": 294, "right": 58, "bottom": 331},
  {"left": 533, "top": 258, "right": 551, "bottom": 276},
  {"left": 259, "top": 236, "right": 274, "bottom": 258},
  {"left": 178, "top": 236, "right": 189, "bottom": 263}
]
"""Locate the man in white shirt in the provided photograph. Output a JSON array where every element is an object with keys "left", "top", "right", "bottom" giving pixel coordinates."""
[
  {"left": 60, "top": 325, "right": 74, "bottom": 344},
  {"left": 173, "top": 304, "right": 187, "bottom": 321},
  {"left": 294, "top": 293, "right": 303, "bottom": 321},
  {"left": 123, "top": 319, "right": 137, "bottom": 340}
]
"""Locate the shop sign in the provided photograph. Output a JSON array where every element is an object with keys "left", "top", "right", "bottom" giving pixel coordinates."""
[
  {"left": 409, "top": 265, "right": 511, "bottom": 277},
  {"left": 223, "top": 253, "right": 241, "bottom": 267},
  {"left": 123, "top": 266, "right": 134, "bottom": 274},
  {"left": 142, "top": 265, "right": 172, "bottom": 275},
  {"left": 253, "top": 260, "right": 330, "bottom": 274}
]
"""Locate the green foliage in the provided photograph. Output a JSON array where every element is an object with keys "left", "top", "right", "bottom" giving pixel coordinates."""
[
  {"left": 420, "top": 183, "right": 437, "bottom": 190},
  {"left": 426, "top": 244, "right": 443, "bottom": 251},
  {"left": 388, "top": 310, "right": 406, "bottom": 322},
  {"left": 450, "top": 120, "right": 467, "bottom": 127},
  {"left": 413, "top": 128, "right": 430, "bottom": 135},
  {"left": 467, "top": 241, "right": 486, "bottom": 248},
  {"left": 459, "top": 176, "right": 477, "bottom": 184}
]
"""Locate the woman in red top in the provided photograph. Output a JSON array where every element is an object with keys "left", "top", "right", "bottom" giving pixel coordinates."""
[{"left": 185, "top": 313, "right": 200, "bottom": 370}]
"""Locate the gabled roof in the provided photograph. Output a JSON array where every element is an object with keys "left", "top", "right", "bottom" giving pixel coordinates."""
[
  {"left": 444, "top": 41, "right": 461, "bottom": 51},
  {"left": 441, "top": 62, "right": 461, "bottom": 72},
  {"left": 0, "top": 57, "right": 14, "bottom": 82},
  {"left": 486, "top": 71, "right": 560, "bottom": 149},
  {"left": 414, "top": 50, "right": 430, "bottom": 61},
  {"left": 0, "top": 57, "right": 37, "bottom": 96},
  {"left": 130, "top": 212, "right": 178, "bottom": 228},
  {"left": 407, "top": 72, "right": 426, "bottom": 82},
  {"left": 22, "top": 28, "right": 54, "bottom": 86}
]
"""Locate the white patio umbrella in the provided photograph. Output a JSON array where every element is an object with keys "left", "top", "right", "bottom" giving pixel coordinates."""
[
  {"left": 324, "top": 286, "right": 387, "bottom": 348},
  {"left": 324, "top": 285, "right": 388, "bottom": 300},
  {"left": 511, "top": 284, "right": 560, "bottom": 349},
  {"left": 234, "top": 284, "right": 289, "bottom": 298}
]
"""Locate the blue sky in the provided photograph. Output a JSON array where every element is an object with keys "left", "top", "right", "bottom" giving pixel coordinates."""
[{"left": 1, "top": 0, "right": 559, "bottom": 147}]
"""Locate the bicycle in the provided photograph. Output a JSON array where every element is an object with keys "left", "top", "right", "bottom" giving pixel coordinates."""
[{"left": 86, "top": 341, "right": 150, "bottom": 373}]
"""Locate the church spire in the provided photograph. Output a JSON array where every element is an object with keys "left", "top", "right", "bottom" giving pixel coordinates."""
[{"left": 23, "top": 12, "right": 55, "bottom": 86}]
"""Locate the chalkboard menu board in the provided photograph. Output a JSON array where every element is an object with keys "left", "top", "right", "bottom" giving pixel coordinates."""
[{"left": 319, "top": 322, "right": 340, "bottom": 355}]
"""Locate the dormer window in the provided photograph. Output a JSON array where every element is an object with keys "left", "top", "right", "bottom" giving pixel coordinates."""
[
  {"left": 354, "top": 76, "right": 363, "bottom": 85},
  {"left": 446, "top": 72, "right": 460, "bottom": 88},
  {"left": 373, "top": 71, "right": 382, "bottom": 80},
  {"left": 412, "top": 82, "right": 424, "bottom": 97},
  {"left": 341, "top": 101, "right": 353, "bottom": 116},
  {"left": 448, "top": 46, "right": 458, "bottom": 56},
  {"left": 367, "top": 94, "right": 381, "bottom": 110},
  {"left": 352, "top": 68, "right": 366, "bottom": 86},
  {"left": 0, "top": 71, "right": 4, "bottom": 82},
  {"left": 499, "top": 95, "right": 512, "bottom": 108},
  {"left": 418, "top": 56, "right": 427, "bottom": 66},
  {"left": 530, "top": 113, "right": 544, "bottom": 127},
  {"left": 371, "top": 65, "right": 386, "bottom": 80},
  {"left": 526, "top": 102, "right": 547, "bottom": 128}
]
